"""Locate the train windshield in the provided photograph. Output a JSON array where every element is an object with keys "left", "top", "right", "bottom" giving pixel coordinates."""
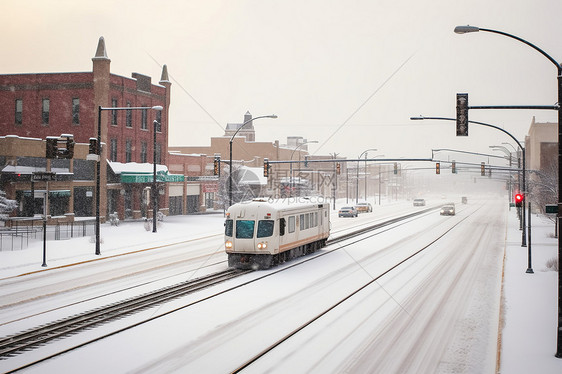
[
  {"left": 257, "top": 220, "right": 274, "bottom": 238},
  {"left": 236, "top": 220, "right": 255, "bottom": 239},
  {"left": 225, "top": 219, "right": 233, "bottom": 237}
]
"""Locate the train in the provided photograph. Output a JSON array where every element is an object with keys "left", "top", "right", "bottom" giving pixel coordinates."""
[{"left": 225, "top": 197, "right": 331, "bottom": 269}]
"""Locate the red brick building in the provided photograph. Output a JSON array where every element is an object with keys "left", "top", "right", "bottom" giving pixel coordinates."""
[{"left": 0, "top": 37, "right": 178, "bottom": 220}]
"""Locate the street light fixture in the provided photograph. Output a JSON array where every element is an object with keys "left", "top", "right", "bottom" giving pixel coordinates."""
[
  {"left": 95, "top": 105, "right": 163, "bottom": 255},
  {"left": 356, "top": 149, "right": 377, "bottom": 204},
  {"left": 228, "top": 114, "right": 277, "bottom": 207},
  {"left": 454, "top": 25, "right": 562, "bottom": 357},
  {"left": 290, "top": 140, "right": 318, "bottom": 197}
]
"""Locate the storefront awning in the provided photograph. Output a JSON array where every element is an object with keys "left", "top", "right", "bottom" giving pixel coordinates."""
[
  {"left": 120, "top": 172, "right": 184, "bottom": 183},
  {"left": 23, "top": 190, "right": 71, "bottom": 197},
  {"left": 108, "top": 161, "right": 184, "bottom": 184}
]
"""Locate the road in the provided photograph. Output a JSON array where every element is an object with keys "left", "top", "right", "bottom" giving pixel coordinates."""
[{"left": 5, "top": 198, "right": 506, "bottom": 373}]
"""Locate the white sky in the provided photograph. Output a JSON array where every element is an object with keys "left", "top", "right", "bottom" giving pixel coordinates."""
[{"left": 1, "top": 0, "right": 560, "bottom": 160}]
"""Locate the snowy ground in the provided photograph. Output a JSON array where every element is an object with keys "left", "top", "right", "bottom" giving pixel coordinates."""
[{"left": 0, "top": 198, "right": 561, "bottom": 373}]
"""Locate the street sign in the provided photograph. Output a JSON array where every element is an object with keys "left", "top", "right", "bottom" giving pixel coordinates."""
[
  {"left": 32, "top": 172, "right": 56, "bottom": 181},
  {"left": 546, "top": 204, "right": 558, "bottom": 214}
]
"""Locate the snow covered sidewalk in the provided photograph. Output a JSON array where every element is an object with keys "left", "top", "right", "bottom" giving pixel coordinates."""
[{"left": 499, "top": 209, "right": 562, "bottom": 373}]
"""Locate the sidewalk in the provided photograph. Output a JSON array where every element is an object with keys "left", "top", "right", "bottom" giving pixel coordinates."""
[{"left": 499, "top": 209, "right": 561, "bottom": 373}]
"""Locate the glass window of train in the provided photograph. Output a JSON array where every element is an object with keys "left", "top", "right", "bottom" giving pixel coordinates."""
[
  {"left": 236, "top": 220, "right": 255, "bottom": 239},
  {"left": 315, "top": 212, "right": 318, "bottom": 227},
  {"left": 279, "top": 218, "right": 286, "bottom": 236},
  {"left": 225, "top": 219, "right": 233, "bottom": 237},
  {"left": 300, "top": 214, "right": 305, "bottom": 230},
  {"left": 257, "top": 220, "right": 275, "bottom": 238},
  {"left": 304, "top": 214, "right": 310, "bottom": 229},
  {"left": 288, "top": 216, "right": 295, "bottom": 233}
]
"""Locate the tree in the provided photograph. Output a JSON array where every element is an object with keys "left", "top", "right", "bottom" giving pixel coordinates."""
[
  {"left": 529, "top": 161, "right": 558, "bottom": 237},
  {"left": 0, "top": 190, "right": 17, "bottom": 219}
]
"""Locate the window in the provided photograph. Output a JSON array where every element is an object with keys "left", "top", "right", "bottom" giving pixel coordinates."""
[
  {"left": 110, "top": 138, "right": 118, "bottom": 162},
  {"left": 111, "top": 98, "right": 118, "bottom": 125},
  {"left": 141, "top": 107, "right": 147, "bottom": 130},
  {"left": 300, "top": 214, "right": 304, "bottom": 230},
  {"left": 15, "top": 99, "right": 22, "bottom": 125},
  {"left": 225, "top": 219, "right": 233, "bottom": 237},
  {"left": 155, "top": 110, "right": 162, "bottom": 132},
  {"left": 288, "top": 216, "right": 295, "bottom": 233},
  {"left": 236, "top": 220, "right": 255, "bottom": 239},
  {"left": 42, "top": 98, "right": 49, "bottom": 125},
  {"left": 140, "top": 142, "right": 147, "bottom": 163},
  {"left": 125, "top": 139, "right": 132, "bottom": 163},
  {"left": 72, "top": 98, "right": 80, "bottom": 125},
  {"left": 126, "top": 102, "right": 132, "bottom": 127},
  {"left": 279, "top": 218, "right": 286, "bottom": 236},
  {"left": 257, "top": 220, "right": 275, "bottom": 238}
]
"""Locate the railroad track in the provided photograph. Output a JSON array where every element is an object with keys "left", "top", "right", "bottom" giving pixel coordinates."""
[
  {"left": 0, "top": 206, "right": 443, "bottom": 371},
  {"left": 0, "top": 268, "right": 250, "bottom": 360}
]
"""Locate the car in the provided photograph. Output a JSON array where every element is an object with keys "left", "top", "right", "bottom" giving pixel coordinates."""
[
  {"left": 355, "top": 202, "right": 373, "bottom": 213},
  {"left": 440, "top": 203, "right": 456, "bottom": 216},
  {"left": 413, "top": 198, "right": 426, "bottom": 206},
  {"left": 461, "top": 196, "right": 468, "bottom": 204},
  {"left": 339, "top": 206, "right": 358, "bottom": 217}
]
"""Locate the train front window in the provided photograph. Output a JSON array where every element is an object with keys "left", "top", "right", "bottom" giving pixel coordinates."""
[
  {"left": 236, "top": 220, "right": 255, "bottom": 239},
  {"left": 257, "top": 220, "right": 275, "bottom": 238},
  {"left": 225, "top": 219, "right": 233, "bottom": 237}
]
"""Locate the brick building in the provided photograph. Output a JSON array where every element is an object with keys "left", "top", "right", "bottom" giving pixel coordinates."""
[{"left": 0, "top": 37, "right": 179, "bottom": 221}]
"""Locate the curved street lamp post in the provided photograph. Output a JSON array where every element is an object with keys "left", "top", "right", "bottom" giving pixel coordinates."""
[
  {"left": 228, "top": 115, "right": 277, "bottom": 207},
  {"left": 454, "top": 25, "right": 562, "bottom": 357}
]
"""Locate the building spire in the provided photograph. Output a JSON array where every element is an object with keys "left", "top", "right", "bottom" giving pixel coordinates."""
[
  {"left": 93, "top": 36, "right": 110, "bottom": 60},
  {"left": 159, "top": 64, "right": 170, "bottom": 83}
]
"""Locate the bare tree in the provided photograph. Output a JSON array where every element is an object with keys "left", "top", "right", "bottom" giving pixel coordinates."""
[{"left": 0, "top": 190, "right": 17, "bottom": 219}]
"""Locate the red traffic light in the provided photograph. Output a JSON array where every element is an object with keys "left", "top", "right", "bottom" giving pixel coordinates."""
[{"left": 515, "top": 193, "right": 524, "bottom": 207}]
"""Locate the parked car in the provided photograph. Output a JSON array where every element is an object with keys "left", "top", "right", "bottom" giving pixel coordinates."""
[
  {"left": 339, "top": 206, "right": 358, "bottom": 217},
  {"left": 413, "top": 198, "right": 426, "bottom": 206},
  {"left": 355, "top": 202, "right": 373, "bottom": 213},
  {"left": 440, "top": 203, "right": 456, "bottom": 216}
]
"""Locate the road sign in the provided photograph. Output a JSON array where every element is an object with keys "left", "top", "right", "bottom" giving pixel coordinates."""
[
  {"left": 546, "top": 204, "right": 558, "bottom": 214},
  {"left": 32, "top": 172, "right": 56, "bottom": 181}
]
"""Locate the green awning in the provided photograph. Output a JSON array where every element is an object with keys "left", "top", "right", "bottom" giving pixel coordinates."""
[{"left": 120, "top": 172, "right": 184, "bottom": 184}]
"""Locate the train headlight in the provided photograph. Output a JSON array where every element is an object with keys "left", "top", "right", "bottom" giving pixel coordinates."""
[
  {"left": 225, "top": 241, "right": 233, "bottom": 249},
  {"left": 257, "top": 242, "right": 268, "bottom": 250}
]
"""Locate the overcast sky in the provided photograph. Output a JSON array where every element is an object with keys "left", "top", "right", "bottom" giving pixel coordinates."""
[{"left": 2, "top": 0, "right": 560, "bottom": 162}]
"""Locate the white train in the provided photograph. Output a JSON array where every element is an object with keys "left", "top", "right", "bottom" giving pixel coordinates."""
[{"left": 225, "top": 197, "right": 331, "bottom": 269}]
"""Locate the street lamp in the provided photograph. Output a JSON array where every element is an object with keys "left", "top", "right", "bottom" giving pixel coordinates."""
[
  {"left": 290, "top": 140, "right": 318, "bottom": 197},
  {"left": 95, "top": 105, "right": 163, "bottom": 255},
  {"left": 454, "top": 25, "right": 562, "bottom": 357},
  {"left": 228, "top": 114, "right": 277, "bottom": 207},
  {"left": 356, "top": 149, "right": 377, "bottom": 204}
]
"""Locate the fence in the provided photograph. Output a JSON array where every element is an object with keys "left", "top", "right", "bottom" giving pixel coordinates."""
[{"left": 0, "top": 218, "right": 97, "bottom": 251}]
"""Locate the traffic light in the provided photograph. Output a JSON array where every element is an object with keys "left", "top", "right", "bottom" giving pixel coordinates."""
[
  {"left": 304, "top": 155, "right": 309, "bottom": 168},
  {"left": 515, "top": 193, "right": 524, "bottom": 207},
  {"left": 62, "top": 136, "right": 75, "bottom": 159},
  {"left": 394, "top": 162, "right": 398, "bottom": 175},
  {"left": 263, "top": 158, "right": 269, "bottom": 177},
  {"left": 89, "top": 138, "right": 98, "bottom": 154},
  {"left": 46, "top": 137, "right": 58, "bottom": 159},
  {"left": 481, "top": 162, "right": 486, "bottom": 176},
  {"left": 435, "top": 162, "right": 440, "bottom": 174},
  {"left": 456, "top": 93, "right": 468, "bottom": 136},
  {"left": 452, "top": 161, "right": 456, "bottom": 174},
  {"left": 336, "top": 162, "right": 341, "bottom": 175},
  {"left": 213, "top": 156, "right": 220, "bottom": 176}
]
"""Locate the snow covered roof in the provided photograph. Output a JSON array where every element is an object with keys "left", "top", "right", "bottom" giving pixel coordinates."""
[{"left": 107, "top": 160, "right": 167, "bottom": 174}]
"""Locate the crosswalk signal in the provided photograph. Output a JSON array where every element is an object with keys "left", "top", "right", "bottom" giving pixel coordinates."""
[
  {"left": 213, "top": 156, "right": 220, "bottom": 176},
  {"left": 515, "top": 193, "right": 524, "bottom": 207},
  {"left": 336, "top": 162, "right": 341, "bottom": 175},
  {"left": 264, "top": 158, "right": 269, "bottom": 177},
  {"left": 481, "top": 162, "right": 486, "bottom": 176},
  {"left": 435, "top": 162, "right": 440, "bottom": 174},
  {"left": 456, "top": 93, "right": 469, "bottom": 136}
]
